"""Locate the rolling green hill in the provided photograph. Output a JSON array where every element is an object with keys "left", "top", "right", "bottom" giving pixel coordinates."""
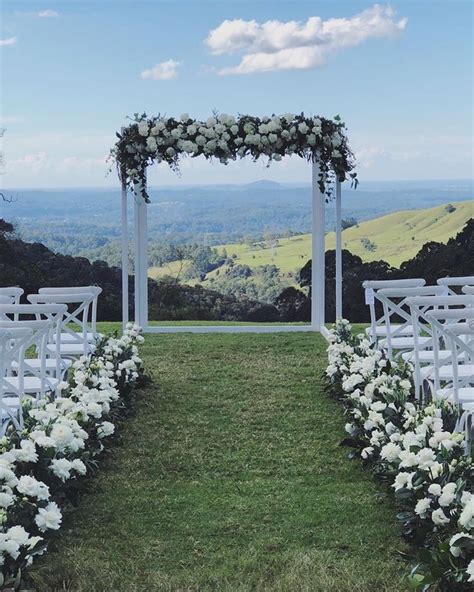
[{"left": 149, "top": 200, "right": 473, "bottom": 282}]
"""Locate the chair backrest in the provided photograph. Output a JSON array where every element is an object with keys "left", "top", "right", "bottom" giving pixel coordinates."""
[
  {"left": 0, "top": 323, "right": 42, "bottom": 395},
  {"left": 463, "top": 286, "right": 474, "bottom": 296},
  {"left": 38, "top": 286, "right": 101, "bottom": 335},
  {"left": 425, "top": 313, "right": 474, "bottom": 404},
  {"left": 27, "top": 293, "right": 93, "bottom": 353},
  {"left": 0, "top": 287, "right": 23, "bottom": 304},
  {"left": 407, "top": 294, "right": 474, "bottom": 394},
  {"left": 0, "top": 326, "right": 38, "bottom": 433},
  {"left": 0, "top": 303, "right": 67, "bottom": 380},
  {"left": 376, "top": 285, "right": 448, "bottom": 359},
  {"left": 362, "top": 279, "right": 426, "bottom": 343},
  {"left": 438, "top": 276, "right": 474, "bottom": 295}
]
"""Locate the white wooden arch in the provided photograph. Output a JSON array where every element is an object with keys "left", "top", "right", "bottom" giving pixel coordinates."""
[{"left": 120, "top": 160, "right": 343, "bottom": 336}]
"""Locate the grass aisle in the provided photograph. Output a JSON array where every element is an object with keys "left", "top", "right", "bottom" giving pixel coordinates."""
[{"left": 31, "top": 332, "right": 407, "bottom": 592}]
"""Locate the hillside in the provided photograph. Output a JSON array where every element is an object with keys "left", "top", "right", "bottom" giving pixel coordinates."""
[
  {"left": 326, "top": 200, "right": 473, "bottom": 266},
  {"left": 149, "top": 200, "right": 473, "bottom": 282}
]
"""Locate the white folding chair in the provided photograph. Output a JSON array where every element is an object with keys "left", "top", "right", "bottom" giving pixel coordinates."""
[
  {"left": 0, "top": 319, "right": 59, "bottom": 398},
  {"left": 0, "top": 303, "right": 69, "bottom": 385},
  {"left": 0, "top": 328, "right": 33, "bottom": 434},
  {"left": 425, "top": 315, "right": 474, "bottom": 450},
  {"left": 408, "top": 296, "right": 474, "bottom": 401},
  {"left": 362, "top": 279, "right": 426, "bottom": 344},
  {"left": 38, "top": 286, "right": 102, "bottom": 343},
  {"left": 376, "top": 285, "right": 448, "bottom": 359},
  {"left": 0, "top": 287, "right": 23, "bottom": 304},
  {"left": 438, "top": 276, "right": 474, "bottom": 295},
  {"left": 27, "top": 293, "right": 95, "bottom": 358},
  {"left": 0, "top": 321, "right": 48, "bottom": 435}
]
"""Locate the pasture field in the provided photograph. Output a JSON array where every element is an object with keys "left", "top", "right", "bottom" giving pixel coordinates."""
[{"left": 148, "top": 200, "right": 472, "bottom": 283}]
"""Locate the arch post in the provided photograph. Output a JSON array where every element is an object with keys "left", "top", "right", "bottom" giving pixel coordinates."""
[
  {"left": 311, "top": 159, "right": 326, "bottom": 331},
  {"left": 121, "top": 179, "right": 129, "bottom": 330},
  {"left": 133, "top": 179, "right": 148, "bottom": 329},
  {"left": 335, "top": 179, "right": 343, "bottom": 319}
]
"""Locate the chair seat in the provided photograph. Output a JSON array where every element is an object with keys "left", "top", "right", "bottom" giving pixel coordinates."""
[
  {"left": 421, "top": 364, "right": 474, "bottom": 381},
  {"left": 1, "top": 396, "right": 20, "bottom": 418},
  {"left": 3, "top": 376, "right": 58, "bottom": 394},
  {"left": 402, "top": 350, "right": 453, "bottom": 363},
  {"left": 366, "top": 324, "right": 414, "bottom": 337},
  {"left": 380, "top": 336, "right": 431, "bottom": 350},
  {"left": 47, "top": 343, "right": 95, "bottom": 357},
  {"left": 12, "top": 358, "right": 72, "bottom": 372},
  {"left": 435, "top": 387, "right": 474, "bottom": 405},
  {"left": 52, "top": 331, "right": 101, "bottom": 343}
]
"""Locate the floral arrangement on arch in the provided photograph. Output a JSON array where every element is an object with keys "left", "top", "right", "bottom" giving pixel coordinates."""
[
  {"left": 326, "top": 320, "right": 474, "bottom": 591},
  {"left": 111, "top": 112, "right": 357, "bottom": 202}
]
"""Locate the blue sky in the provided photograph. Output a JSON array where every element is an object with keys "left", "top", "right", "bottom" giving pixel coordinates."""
[{"left": 1, "top": 0, "right": 473, "bottom": 187}]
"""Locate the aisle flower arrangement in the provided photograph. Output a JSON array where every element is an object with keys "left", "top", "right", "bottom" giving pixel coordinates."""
[
  {"left": 0, "top": 324, "right": 145, "bottom": 590},
  {"left": 111, "top": 112, "right": 358, "bottom": 202},
  {"left": 325, "top": 320, "right": 473, "bottom": 591}
]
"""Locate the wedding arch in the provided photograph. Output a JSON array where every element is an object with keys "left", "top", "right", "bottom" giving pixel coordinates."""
[{"left": 111, "top": 112, "right": 357, "bottom": 334}]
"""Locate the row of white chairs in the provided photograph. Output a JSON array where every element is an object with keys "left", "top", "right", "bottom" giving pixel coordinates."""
[
  {"left": 0, "top": 286, "right": 102, "bottom": 434},
  {"left": 362, "top": 276, "right": 474, "bottom": 450}
]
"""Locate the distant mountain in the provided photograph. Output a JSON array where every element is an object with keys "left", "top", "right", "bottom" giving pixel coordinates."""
[{"left": 243, "top": 180, "right": 284, "bottom": 189}]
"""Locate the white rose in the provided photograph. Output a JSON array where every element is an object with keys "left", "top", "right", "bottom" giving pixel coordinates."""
[
  {"left": 17, "top": 476, "right": 50, "bottom": 501},
  {"left": 415, "top": 498, "right": 431, "bottom": 518},
  {"left": 449, "top": 533, "right": 473, "bottom": 557},
  {"left": 180, "top": 113, "right": 189, "bottom": 122},
  {"left": 0, "top": 492, "right": 14, "bottom": 508},
  {"left": 467, "top": 559, "right": 474, "bottom": 582},
  {"left": 428, "top": 483, "right": 442, "bottom": 496},
  {"left": 146, "top": 136, "right": 157, "bottom": 152},
  {"left": 298, "top": 122, "right": 309, "bottom": 134},
  {"left": 138, "top": 121, "right": 149, "bottom": 136},
  {"left": 35, "top": 502, "right": 62, "bottom": 531},
  {"left": 439, "top": 483, "right": 457, "bottom": 507},
  {"left": 98, "top": 421, "right": 115, "bottom": 439},
  {"left": 431, "top": 508, "right": 450, "bottom": 526},
  {"left": 50, "top": 458, "right": 73, "bottom": 482},
  {"left": 71, "top": 459, "right": 87, "bottom": 475},
  {"left": 7, "top": 526, "right": 29, "bottom": 546}
]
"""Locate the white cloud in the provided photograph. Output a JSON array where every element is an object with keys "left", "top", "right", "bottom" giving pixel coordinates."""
[
  {"left": 205, "top": 4, "right": 407, "bottom": 74},
  {"left": 7, "top": 152, "right": 49, "bottom": 174},
  {"left": 0, "top": 37, "right": 17, "bottom": 47},
  {"left": 0, "top": 116, "right": 24, "bottom": 125},
  {"left": 140, "top": 59, "right": 180, "bottom": 80},
  {"left": 37, "top": 9, "right": 59, "bottom": 18},
  {"left": 355, "top": 146, "right": 386, "bottom": 169}
]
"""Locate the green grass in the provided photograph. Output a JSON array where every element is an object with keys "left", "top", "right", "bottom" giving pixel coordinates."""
[
  {"left": 149, "top": 200, "right": 473, "bottom": 283},
  {"left": 30, "top": 327, "right": 408, "bottom": 591}
]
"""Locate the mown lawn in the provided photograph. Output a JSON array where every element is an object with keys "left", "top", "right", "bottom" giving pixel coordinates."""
[{"left": 30, "top": 328, "right": 408, "bottom": 591}]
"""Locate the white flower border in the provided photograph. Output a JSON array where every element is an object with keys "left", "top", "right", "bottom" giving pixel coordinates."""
[
  {"left": 326, "top": 320, "right": 473, "bottom": 589},
  {"left": 111, "top": 112, "right": 357, "bottom": 202},
  {"left": 0, "top": 324, "right": 145, "bottom": 588}
]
